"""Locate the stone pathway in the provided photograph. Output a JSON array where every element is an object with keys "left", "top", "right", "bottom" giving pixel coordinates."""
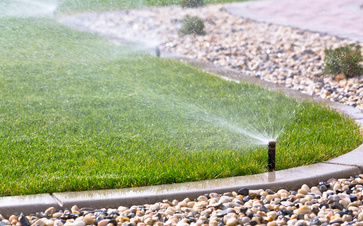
[{"left": 226, "top": 0, "right": 363, "bottom": 43}]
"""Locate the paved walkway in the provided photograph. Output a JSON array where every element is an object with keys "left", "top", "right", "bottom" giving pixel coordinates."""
[{"left": 226, "top": 0, "right": 363, "bottom": 43}]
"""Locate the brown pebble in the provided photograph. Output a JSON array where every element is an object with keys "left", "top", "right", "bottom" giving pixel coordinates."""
[
  {"left": 335, "top": 73, "right": 346, "bottom": 82},
  {"left": 54, "top": 220, "right": 64, "bottom": 226},
  {"left": 83, "top": 214, "right": 96, "bottom": 225},
  {"left": 53, "top": 212, "right": 63, "bottom": 218},
  {"left": 33, "top": 219, "right": 46, "bottom": 226},
  {"left": 9, "top": 215, "right": 18, "bottom": 223},
  {"left": 45, "top": 207, "right": 57, "bottom": 215},
  {"left": 97, "top": 219, "right": 110, "bottom": 226}
]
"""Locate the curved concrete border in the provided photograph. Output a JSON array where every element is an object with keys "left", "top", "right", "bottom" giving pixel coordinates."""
[{"left": 2, "top": 3, "right": 363, "bottom": 218}]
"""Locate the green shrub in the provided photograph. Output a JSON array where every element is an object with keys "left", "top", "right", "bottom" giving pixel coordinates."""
[
  {"left": 323, "top": 43, "right": 363, "bottom": 78},
  {"left": 179, "top": 15, "right": 206, "bottom": 35},
  {"left": 180, "top": 0, "right": 203, "bottom": 8}
]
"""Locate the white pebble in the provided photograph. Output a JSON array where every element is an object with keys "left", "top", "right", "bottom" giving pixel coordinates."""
[{"left": 54, "top": 220, "right": 64, "bottom": 226}]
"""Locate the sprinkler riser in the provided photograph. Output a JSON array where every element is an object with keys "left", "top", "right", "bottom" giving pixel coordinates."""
[{"left": 268, "top": 141, "right": 276, "bottom": 172}]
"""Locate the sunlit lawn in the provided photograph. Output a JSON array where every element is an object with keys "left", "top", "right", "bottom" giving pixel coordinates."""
[
  {"left": 58, "top": 0, "right": 250, "bottom": 13},
  {"left": 0, "top": 0, "right": 361, "bottom": 196}
]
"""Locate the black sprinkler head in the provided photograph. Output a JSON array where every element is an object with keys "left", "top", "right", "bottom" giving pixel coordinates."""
[{"left": 268, "top": 141, "right": 276, "bottom": 172}]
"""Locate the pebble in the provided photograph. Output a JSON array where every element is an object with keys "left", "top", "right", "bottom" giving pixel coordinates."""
[
  {"left": 53, "top": 220, "right": 63, "bottom": 226},
  {"left": 2, "top": 175, "right": 363, "bottom": 225},
  {"left": 237, "top": 188, "right": 249, "bottom": 196},
  {"left": 45, "top": 207, "right": 57, "bottom": 216},
  {"left": 60, "top": 4, "right": 363, "bottom": 110}
]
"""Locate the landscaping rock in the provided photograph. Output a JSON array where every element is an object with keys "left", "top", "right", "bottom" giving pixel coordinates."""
[
  {"left": 60, "top": 4, "right": 363, "bottom": 109},
  {"left": 3, "top": 175, "right": 363, "bottom": 226},
  {"left": 237, "top": 187, "right": 249, "bottom": 196}
]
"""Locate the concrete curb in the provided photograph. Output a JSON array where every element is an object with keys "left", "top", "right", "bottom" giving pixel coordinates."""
[
  {"left": 2, "top": 2, "right": 363, "bottom": 218},
  {"left": 52, "top": 163, "right": 360, "bottom": 210},
  {"left": 0, "top": 194, "right": 60, "bottom": 218}
]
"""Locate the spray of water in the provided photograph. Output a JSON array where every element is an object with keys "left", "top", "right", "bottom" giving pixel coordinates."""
[
  {"left": 137, "top": 86, "right": 297, "bottom": 149},
  {"left": 1, "top": 0, "right": 293, "bottom": 149},
  {"left": 170, "top": 89, "right": 295, "bottom": 147},
  {"left": 0, "top": 0, "right": 57, "bottom": 18},
  {"left": 193, "top": 108, "right": 287, "bottom": 147},
  {"left": 209, "top": 117, "right": 282, "bottom": 146}
]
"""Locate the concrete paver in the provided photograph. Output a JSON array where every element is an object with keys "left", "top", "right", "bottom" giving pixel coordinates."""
[
  {"left": 225, "top": 0, "right": 363, "bottom": 42},
  {"left": 327, "top": 144, "right": 363, "bottom": 170},
  {"left": 0, "top": 194, "right": 60, "bottom": 217}
]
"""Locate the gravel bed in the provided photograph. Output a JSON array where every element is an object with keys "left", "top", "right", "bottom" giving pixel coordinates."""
[
  {"left": 60, "top": 4, "right": 363, "bottom": 110},
  {"left": 4, "top": 175, "right": 363, "bottom": 226}
]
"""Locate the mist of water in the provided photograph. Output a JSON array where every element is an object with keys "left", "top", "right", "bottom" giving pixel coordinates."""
[
  {"left": 0, "top": 0, "right": 58, "bottom": 18},
  {"left": 0, "top": 0, "right": 293, "bottom": 149},
  {"left": 210, "top": 117, "right": 282, "bottom": 146},
  {"left": 142, "top": 87, "right": 296, "bottom": 149},
  {"left": 193, "top": 109, "right": 287, "bottom": 147},
  {"left": 180, "top": 90, "right": 296, "bottom": 147}
]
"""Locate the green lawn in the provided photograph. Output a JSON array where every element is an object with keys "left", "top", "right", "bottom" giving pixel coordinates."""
[
  {"left": 58, "top": 0, "right": 249, "bottom": 13},
  {"left": 0, "top": 0, "right": 361, "bottom": 196}
]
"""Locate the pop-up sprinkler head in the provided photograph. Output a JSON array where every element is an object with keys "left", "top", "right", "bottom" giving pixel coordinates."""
[
  {"left": 268, "top": 141, "right": 276, "bottom": 172},
  {"left": 155, "top": 46, "right": 161, "bottom": 57}
]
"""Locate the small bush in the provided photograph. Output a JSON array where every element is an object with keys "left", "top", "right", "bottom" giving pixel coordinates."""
[
  {"left": 179, "top": 15, "right": 206, "bottom": 35},
  {"left": 324, "top": 43, "right": 363, "bottom": 78},
  {"left": 180, "top": 0, "right": 203, "bottom": 8}
]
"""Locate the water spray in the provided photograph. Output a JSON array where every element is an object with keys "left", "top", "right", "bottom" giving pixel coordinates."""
[
  {"left": 268, "top": 141, "right": 276, "bottom": 172},
  {"left": 1, "top": 0, "right": 58, "bottom": 18}
]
